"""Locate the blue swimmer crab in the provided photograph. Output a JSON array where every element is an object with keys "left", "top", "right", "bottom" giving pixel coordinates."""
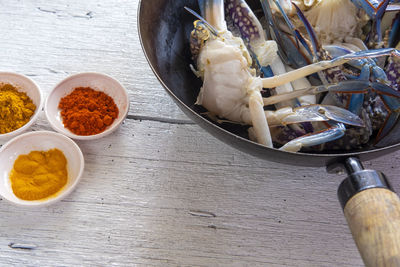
[
  {"left": 187, "top": 0, "right": 400, "bottom": 152},
  {"left": 262, "top": 0, "right": 400, "bottom": 150}
]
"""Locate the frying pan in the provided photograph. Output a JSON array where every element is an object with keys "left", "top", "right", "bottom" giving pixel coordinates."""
[{"left": 138, "top": 0, "right": 400, "bottom": 264}]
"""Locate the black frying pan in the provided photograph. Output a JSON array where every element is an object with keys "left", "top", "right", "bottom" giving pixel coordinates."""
[{"left": 138, "top": 0, "right": 400, "bottom": 264}]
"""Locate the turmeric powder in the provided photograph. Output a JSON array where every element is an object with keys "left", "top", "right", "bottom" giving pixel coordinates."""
[
  {"left": 0, "top": 83, "right": 36, "bottom": 134},
  {"left": 10, "top": 148, "right": 68, "bottom": 201}
]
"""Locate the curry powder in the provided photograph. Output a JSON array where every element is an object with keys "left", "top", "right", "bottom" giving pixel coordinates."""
[{"left": 0, "top": 84, "right": 36, "bottom": 134}]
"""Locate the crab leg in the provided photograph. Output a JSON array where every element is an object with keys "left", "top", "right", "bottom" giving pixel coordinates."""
[
  {"left": 265, "top": 105, "right": 364, "bottom": 127},
  {"left": 347, "top": 66, "right": 370, "bottom": 115},
  {"left": 324, "top": 45, "right": 389, "bottom": 82},
  {"left": 261, "top": 48, "right": 400, "bottom": 88},
  {"left": 198, "top": 0, "right": 226, "bottom": 31},
  {"left": 285, "top": 66, "right": 315, "bottom": 105},
  {"left": 262, "top": 79, "right": 400, "bottom": 105},
  {"left": 260, "top": 0, "right": 314, "bottom": 66},
  {"left": 333, "top": 77, "right": 400, "bottom": 145},
  {"left": 249, "top": 89, "right": 273, "bottom": 146},
  {"left": 388, "top": 13, "right": 400, "bottom": 48},
  {"left": 350, "top": 0, "right": 390, "bottom": 46}
]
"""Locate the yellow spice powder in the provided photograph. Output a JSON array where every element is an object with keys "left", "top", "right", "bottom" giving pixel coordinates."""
[
  {"left": 0, "top": 83, "right": 36, "bottom": 134},
  {"left": 10, "top": 148, "right": 68, "bottom": 201}
]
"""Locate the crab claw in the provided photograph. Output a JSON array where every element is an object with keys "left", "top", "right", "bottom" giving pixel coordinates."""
[
  {"left": 279, "top": 123, "right": 347, "bottom": 152},
  {"left": 283, "top": 105, "right": 364, "bottom": 126}
]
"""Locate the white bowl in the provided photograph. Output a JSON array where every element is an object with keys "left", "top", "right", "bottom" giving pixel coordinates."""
[
  {"left": 45, "top": 72, "right": 129, "bottom": 140},
  {"left": 0, "top": 131, "right": 84, "bottom": 206},
  {"left": 0, "top": 72, "right": 43, "bottom": 141}
]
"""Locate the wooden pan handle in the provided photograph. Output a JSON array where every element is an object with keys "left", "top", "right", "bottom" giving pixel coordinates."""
[
  {"left": 330, "top": 158, "right": 400, "bottom": 267},
  {"left": 344, "top": 188, "right": 400, "bottom": 267}
]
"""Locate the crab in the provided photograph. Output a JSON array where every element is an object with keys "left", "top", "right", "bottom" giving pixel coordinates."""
[{"left": 186, "top": 0, "right": 400, "bottom": 152}]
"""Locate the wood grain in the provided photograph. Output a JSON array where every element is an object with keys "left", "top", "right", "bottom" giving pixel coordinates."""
[
  {"left": 0, "top": 0, "right": 399, "bottom": 266},
  {"left": 344, "top": 188, "right": 400, "bottom": 267}
]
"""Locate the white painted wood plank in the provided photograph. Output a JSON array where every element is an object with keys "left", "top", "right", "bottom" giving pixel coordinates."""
[{"left": 0, "top": 0, "right": 399, "bottom": 266}]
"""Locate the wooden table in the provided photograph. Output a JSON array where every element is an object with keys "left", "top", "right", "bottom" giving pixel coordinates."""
[{"left": 1, "top": 1, "right": 399, "bottom": 266}]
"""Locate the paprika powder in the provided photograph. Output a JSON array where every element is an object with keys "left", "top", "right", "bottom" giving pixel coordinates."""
[{"left": 59, "top": 87, "right": 119, "bottom": 135}]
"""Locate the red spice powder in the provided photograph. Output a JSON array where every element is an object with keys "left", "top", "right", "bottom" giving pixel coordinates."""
[{"left": 59, "top": 87, "right": 119, "bottom": 135}]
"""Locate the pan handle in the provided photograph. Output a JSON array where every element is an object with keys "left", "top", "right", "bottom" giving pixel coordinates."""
[{"left": 328, "top": 157, "right": 400, "bottom": 266}]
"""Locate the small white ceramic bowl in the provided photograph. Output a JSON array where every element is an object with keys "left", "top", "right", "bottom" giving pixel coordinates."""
[
  {"left": 0, "top": 131, "right": 84, "bottom": 207},
  {"left": 0, "top": 72, "right": 43, "bottom": 141},
  {"left": 45, "top": 72, "right": 129, "bottom": 140}
]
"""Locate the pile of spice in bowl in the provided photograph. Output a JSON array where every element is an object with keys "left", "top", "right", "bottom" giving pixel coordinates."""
[
  {"left": 0, "top": 131, "right": 84, "bottom": 206},
  {"left": 0, "top": 84, "right": 36, "bottom": 134},
  {"left": 0, "top": 72, "right": 43, "bottom": 140},
  {"left": 45, "top": 72, "right": 129, "bottom": 140},
  {"left": 10, "top": 148, "right": 68, "bottom": 201},
  {"left": 58, "top": 87, "right": 119, "bottom": 136}
]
